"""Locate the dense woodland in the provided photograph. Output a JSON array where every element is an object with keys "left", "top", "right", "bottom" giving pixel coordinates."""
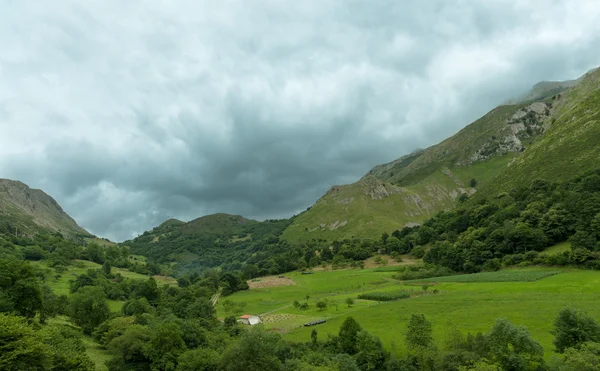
[{"left": 378, "top": 168, "right": 600, "bottom": 276}]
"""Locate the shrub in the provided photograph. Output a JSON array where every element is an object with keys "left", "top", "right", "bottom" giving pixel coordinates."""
[{"left": 357, "top": 291, "right": 412, "bottom": 301}]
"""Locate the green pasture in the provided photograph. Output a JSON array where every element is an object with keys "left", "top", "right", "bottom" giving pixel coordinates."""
[
  {"left": 541, "top": 241, "right": 571, "bottom": 255},
  {"left": 410, "top": 270, "right": 561, "bottom": 283},
  {"left": 224, "top": 267, "right": 600, "bottom": 359}
]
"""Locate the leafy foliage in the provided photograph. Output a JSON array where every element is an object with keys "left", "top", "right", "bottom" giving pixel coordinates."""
[
  {"left": 357, "top": 291, "right": 412, "bottom": 301},
  {"left": 552, "top": 308, "right": 600, "bottom": 353}
]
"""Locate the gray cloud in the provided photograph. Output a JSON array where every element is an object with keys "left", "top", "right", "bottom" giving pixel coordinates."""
[{"left": 1, "top": 1, "right": 600, "bottom": 241}]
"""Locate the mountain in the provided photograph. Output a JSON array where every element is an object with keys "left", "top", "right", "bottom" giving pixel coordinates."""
[
  {"left": 509, "top": 67, "right": 598, "bottom": 104},
  {"left": 124, "top": 213, "right": 292, "bottom": 271},
  {"left": 481, "top": 66, "right": 600, "bottom": 195},
  {"left": 0, "top": 178, "right": 91, "bottom": 238},
  {"left": 132, "top": 66, "right": 599, "bottom": 248},
  {"left": 281, "top": 67, "right": 599, "bottom": 242}
]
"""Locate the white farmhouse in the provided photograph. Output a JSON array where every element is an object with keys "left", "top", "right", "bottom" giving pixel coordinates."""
[{"left": 239, "top": 314, "right": 261, "bottom": 325}]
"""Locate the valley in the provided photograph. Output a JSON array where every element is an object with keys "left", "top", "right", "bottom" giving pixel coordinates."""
[{"left": 2, "top": 65, "right": 600, "bottom": 370}]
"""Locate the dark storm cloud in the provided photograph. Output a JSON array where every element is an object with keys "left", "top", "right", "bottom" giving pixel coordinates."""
[{"left": 1, "top": 1, "right": 600, "bottom": 241}]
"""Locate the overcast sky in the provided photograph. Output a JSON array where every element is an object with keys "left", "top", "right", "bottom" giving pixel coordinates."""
[{"left": 1, "top": 1, "right": 600, "bottom": 241}]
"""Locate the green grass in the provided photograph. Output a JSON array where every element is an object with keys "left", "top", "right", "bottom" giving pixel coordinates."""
[
  {"left": 541, "top": 242, "right": 571, "bottom": 255},
  {"left": 282, "top": 154, "right": 515, "bottom": 243},
  {"left": 224, "top": 266, "right": 600, "bottom": 359},
  {"left": 480, "top": 68, "right": 600, "bottom": 198},
  {"left": 408, "top": 270, "right": 561, "bottom": 283},
  {"left": 83, "top": 336, "right": 111, "bottom": 371}
]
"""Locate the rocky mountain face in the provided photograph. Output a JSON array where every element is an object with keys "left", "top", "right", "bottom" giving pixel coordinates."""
[
  {"left": 281, "top": 67, "right": 600, "bottom": 242},
  {"left": 0, "top": 179, "right": 90, "bottom": 238}
]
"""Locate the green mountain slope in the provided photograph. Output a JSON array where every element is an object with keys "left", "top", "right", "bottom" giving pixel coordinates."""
[
  {"left": 0, "top": 179, "right": 91, "bottom": 239},
  {"left": 282, "top": 69, "right": 598, "bottom": 242},
  {"left": 481, "top": 67, "right": 600, "bottom": 196}
]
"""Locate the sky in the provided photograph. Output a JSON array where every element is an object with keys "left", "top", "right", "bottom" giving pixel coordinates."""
[{"left": 1, "top": 1, "right": 600, "bottom": 241}]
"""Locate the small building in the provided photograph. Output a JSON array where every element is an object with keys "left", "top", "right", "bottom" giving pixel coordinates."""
[{"left": 239, "top": 314, "right": 261, "bottom": 326}]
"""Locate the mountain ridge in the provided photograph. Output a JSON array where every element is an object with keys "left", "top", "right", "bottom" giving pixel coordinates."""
[
  {"left": 281, "top": 67, "right": 599, "bottom": 242},
  {"left": 0, "top": 178, "right": 91, "bottom": 238}
]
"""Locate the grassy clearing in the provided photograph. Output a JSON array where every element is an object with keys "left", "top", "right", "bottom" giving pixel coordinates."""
[
  {"left": 223, "top": 266, "right": 600, "bottom": 359},
  {"left": 409, "top": 270, "right": 561, "bottom": 283},
  {"left": 541, "top": 241, "right": 571, "bottom": 255}
]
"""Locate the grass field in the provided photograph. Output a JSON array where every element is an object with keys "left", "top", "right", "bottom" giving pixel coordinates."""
[
  {"left": 222, "top": 266, "right": 600, "bottom": 359},
  {"left": 409, "top": 270, "right": 561, "bottom": 283},
  {"left": 541, "top": 241, "right": 571, "bottom": 255}
]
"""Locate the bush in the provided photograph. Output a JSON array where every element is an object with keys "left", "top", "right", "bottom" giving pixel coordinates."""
[
  {"left": 357, "top": 291, "right": 412, "bottom": 301},
  {"left": 410, "top": 246, "right": 425, "bottom": 259}
]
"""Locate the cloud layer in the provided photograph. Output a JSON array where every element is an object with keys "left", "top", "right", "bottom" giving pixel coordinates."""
[{"left": 1, "top": 1, "right": 600, "bottom": 241}]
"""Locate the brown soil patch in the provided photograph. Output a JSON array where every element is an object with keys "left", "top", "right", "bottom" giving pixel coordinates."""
[{"left": 248, "top": 275, "right": 296, "bottom": 289}]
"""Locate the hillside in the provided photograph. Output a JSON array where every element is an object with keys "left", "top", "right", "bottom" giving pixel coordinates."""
[
  {"left": 282, "top": 68, "right": 598, "bottom": 242},
  {"left": 124, "top": 213, "right": 293, "bottom": 273},
  {"left": 481, "top": 66, "right": 600, "bottom": 195},
  {"left": 0, "top": 178, "right": 91, "bottom": 239}
]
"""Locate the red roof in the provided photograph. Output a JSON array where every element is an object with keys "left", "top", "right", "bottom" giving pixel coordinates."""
[{"left": 240, "top": 314, "right": 253, "bottom": 319}]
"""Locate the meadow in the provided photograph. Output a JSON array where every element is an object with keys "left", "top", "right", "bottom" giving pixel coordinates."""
[{"left": 221, "top": 266, "right": 600, "bottom": 359}]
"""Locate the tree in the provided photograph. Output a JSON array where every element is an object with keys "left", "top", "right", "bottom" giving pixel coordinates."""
[
  {"left": 0, "top": 258, "right": 43, "bottom": 318},
  {"left": 0, "top": 313, "right": 52, "bottom": 371},
  {"left": 381, "top": 232, "right": 390, "bottom": 244},
  {"left": 470, "top": 179, "right": 478, "bottom": 187},
  {"left": 224, "top": 315, "right": 238, "bottom": 327},
  {"left": 122, "top": 297, "right": 155, "bottom": 317},
  {"left": 69, "top": 286, "right": 110, "bottom": 334},
  {"left": 220, "top": 327, "right": 284, "bottom": 371},
  {"left": 42, "top": 325, "right": 95, "bottom": 371},
  {"left": 177, "top": 348, "right": 220, "bottom": 371},
  {"left": 487, "top": 318, "right": 544, "bottom": 371},
  {"left": 316, "top": 300, "right": 328, "bottom": 311},
  {"left": 186, "top": 297, "right": 215, "bottom": 320},
  {"left": 552, "top": 308, "right": 600, "bottom": 353},
  {"left": 570, "top": 231, "right": 597, "bottom": 251},
  {"left": 39, "top": 284, "right": 64, "bottom": 324},
  {"left": 346, "top": 298, "right": 354, "bottom": 308},
  {"left": 85, "top": 243, "right": 105, "bottom": 264},
  {"left": 458, "top": 360, "right": 501, "bottom": 371},
  {"left": 355, "top": 330, "right": 389, "bottom": 371},
  {"left": 131, "top": 277, "right": 160, "bottom": 305},
  {"left": 339, "top": 317, "right": 362, "bottom": 354},
  {"left": 146, "top": 322, "right": 187, "bottom": 371},
  {"left": 106, "top": 324, "right": 152, "bottom": 370},
  {"left": 405, "top": 313, "right": 433, "bottom": 350},
  {"left": 311, "top": 329, "right": 318, "bottom": 345},
  {"left": 102, "top": 260, "right": 112, "bottom": 275},
  {"left": 93, "top": 316, "right": 135, "bottom": 346},
  {"left": 550, "top": 342, "right": 600, "bottom": 371}
]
